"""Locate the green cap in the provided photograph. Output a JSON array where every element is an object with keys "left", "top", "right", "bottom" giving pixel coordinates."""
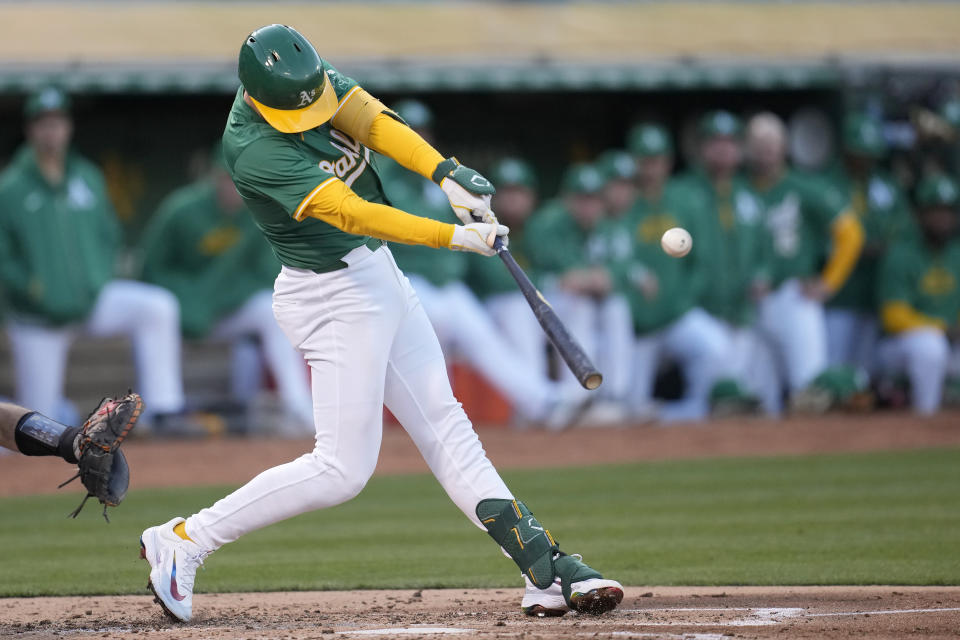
[
  {"left": 24, "top": 86, "right": 71, "bottom": 120},
  {"left": 941, "top": 99, "right": 960, "bottom": 130},
  {"left": 489, "top": 157, "right": 537, "bottom": 190},
  {"left": 627, "top": 123, "right": 673, "bottom": 157},
  {"left": 596, "top": 149, "right": 637, "bottom": 181},
  {"left": 843, "top": 113, "right": 886, "bottom": 157},
  {"left": 562, "top": 163, "right": 606, "bottom": 195},
  {"left": 699, "top": 110, "right": 742, "bottom": 138},
  {"left": 916, "top": 173, "right": 960, "bottom": 209},
  {"left": 238, "top": 24, "right": 338, "bottom": 134},
  {"left": 392, "top": 100, "right": 433, "bottom": 130}
]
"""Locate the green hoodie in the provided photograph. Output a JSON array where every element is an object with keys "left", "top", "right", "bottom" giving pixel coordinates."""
[
  {"left": 612, "top": 180, "right": 709, "bottom": 333},
  {"left": 0, "top": 146, "right": 119, "bottom": 325},
  {"left": 674, "top": 169, "right": 769, "bottom": 326},
  {"left": 140, "top": 180, "right": 280, "bottom": 338}
]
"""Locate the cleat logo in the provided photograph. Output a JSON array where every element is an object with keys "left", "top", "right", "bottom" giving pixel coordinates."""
[
  {"left": 169, "top": 556, "right": 187, "bottom": 601},
  {"left": 527, "top": 517, "right": 544, "bottom": 532}
]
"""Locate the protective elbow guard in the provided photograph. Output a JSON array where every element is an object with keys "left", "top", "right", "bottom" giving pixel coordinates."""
[{"left": 476, "top": 499, "right": 559, "bottom": 588}]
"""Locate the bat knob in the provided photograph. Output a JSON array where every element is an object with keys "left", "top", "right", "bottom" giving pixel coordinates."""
[{"left": 584, "top": 373, "right": 603, "bottom": 390}]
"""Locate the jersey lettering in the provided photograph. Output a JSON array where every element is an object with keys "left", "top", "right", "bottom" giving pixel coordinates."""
[{"left": 318, "top": 130, "right": 371, "bottom": 188}]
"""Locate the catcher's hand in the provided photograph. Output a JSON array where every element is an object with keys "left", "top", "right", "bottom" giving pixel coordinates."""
[{"left": 59, "top": 392, "right": 144, "bottom": 522}]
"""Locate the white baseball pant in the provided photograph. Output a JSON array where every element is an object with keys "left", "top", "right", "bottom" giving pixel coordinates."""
[
  {"left": 876, "top": 328, "right": 953, "bottom": 415},
  {"left": 759, "top": 279, "right": 828, "bottom": 391},
  {"left": 548, "top": 290, "right": 634, "bottom": 403},
  {"left": 825, "top": 308, "right": 878, "bottom": 373},
  {"left": 210, "top": 289, "right": 314, "bottom": 430},
  {"left": 485, "top": 291, "right": 549, "bottom": 384},
  {"left": 406, "top": 275, "right": 557, "bottom": 421},
  {"left": 6, "top": 280, "right": 185, "bottom": 421},
  {"left": 633, "top": 308, "right": 728, "bottom": 421},
  {"left": 183, "top": 245, "right": 513, "bottom": 551},
  {"left": 720, "top": 323, "right": 782, "bottom": 416}
]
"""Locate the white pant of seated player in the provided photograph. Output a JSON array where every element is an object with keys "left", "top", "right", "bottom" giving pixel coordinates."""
[
  {"left": 183, "top": 246, "right": 513, "bottom": 550},
  {"left": 876, "top": 327, "right": 954, "bottom": 415},
  {"left": 485, "top": 291, "right": 550, "bottom": 385},
  {"left": 210, "top": 289, "right": 314, "bottom": 431},
  {"left": 633, "top": 308, "right": 728, "bottom": 422},
  {"left": 825, "top": 308, "right": 879, "bottom": 373},
  {"left": 720, "top": 323, "right": 782, "bottom": 416},
  {"left": 406, "top": 274, "right": 556, "bottom": 422},
  {"left": 760, "top": 279, "right": 828, "bottom": 392},
  {"left": 548, "top": 290, "right": 634, "bottom": 404},
  {"left": 6, "top": 280, "right": 185, "bottom": 421}
]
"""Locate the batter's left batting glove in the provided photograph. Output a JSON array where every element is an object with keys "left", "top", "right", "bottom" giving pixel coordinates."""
[
  {"left": 449, "top": 222, "right": 509, "bottom": 256},
  {"left": 432, "top": 157, "right": 498, "bottom": 225}
]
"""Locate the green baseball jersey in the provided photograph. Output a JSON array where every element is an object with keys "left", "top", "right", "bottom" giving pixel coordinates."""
[
  {"left": 222, "top": 60, "right": 387, "bottom": 272},
  {"left": 825, "top": 169, "right": 915, "bottom": 311},
  {"left": 140, "top": 179, "right": 280, "bottom": 338},
  {"left": 674, "top": 170, "right": 769, "bottom": 326},
  {"left": 377, "top": 156, "right": 465, "bottom": 286},
  {"left": 0, "top": 146, "right": 119, "bottom": 325},
  {"left": 752, "top": 170, "right": 848, "bottom": 287},
  {"left": 614, "top": 182, "right": 707, "bottom": 333},
  {"left": 878, "top": 236, "right": 960, "bottom": 330}
]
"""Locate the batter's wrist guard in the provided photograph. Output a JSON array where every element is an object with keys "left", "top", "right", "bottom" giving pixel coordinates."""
[
  {"left": 477, "top": 499, "right": 560, "bottom": 589},
  {"left": 432, "top": 157, "right": 497, "bottom": 196}
]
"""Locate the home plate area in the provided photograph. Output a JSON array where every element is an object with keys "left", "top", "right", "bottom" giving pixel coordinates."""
[{"left": 3, "top": 586, "right": 959, "bottom": 639}]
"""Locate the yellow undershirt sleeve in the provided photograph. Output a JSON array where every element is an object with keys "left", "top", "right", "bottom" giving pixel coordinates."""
[
  {"left": 881, "top": 301, "right": 947, "bottom": 334},
  {"left": 366, "top": 112, "right": 446, "bottom": 180},
  {"left": 820, "top": 212, "right": 865, "bottom": 293},
  {"left": 295, "top": 177, "right": 455, "bottom": 248}
]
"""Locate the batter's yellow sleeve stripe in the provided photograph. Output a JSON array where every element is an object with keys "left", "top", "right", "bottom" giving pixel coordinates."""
[
  {"left": 294, "top": 177, "right": 338, "bottom": 221},
  {"left": 820, "top": 211, "right": 865, "bottom": 293},
  {"left": 301, "top": 177, "right": 455, "bottom": 248},
  {"left": 881, "top": 300, "right": 947, "bottom": 334}
]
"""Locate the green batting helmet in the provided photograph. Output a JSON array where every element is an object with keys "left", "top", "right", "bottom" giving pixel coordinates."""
[{"left": 238, "top": 24, "right": 338, "bottom": 134}]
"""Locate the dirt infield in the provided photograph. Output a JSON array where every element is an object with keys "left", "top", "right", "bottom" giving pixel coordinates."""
[
  {"left": 3, "top": 586, "right": 960, "bottom": 639},
  {"left": 2, "top": 410, "right": 960, "bottom": 497}
]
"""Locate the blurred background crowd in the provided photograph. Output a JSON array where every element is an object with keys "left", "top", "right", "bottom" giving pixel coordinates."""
[{"left": 0, "top": 0, "right": 959, "bottom": 436}]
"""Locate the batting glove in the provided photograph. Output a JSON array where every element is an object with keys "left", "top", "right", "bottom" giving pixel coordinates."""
[
  {"left": 432, "top": 157, "right": 498, "bottom": 225},
  {"left": 449, "top": 222, "right": 509, "bottom": 256}
]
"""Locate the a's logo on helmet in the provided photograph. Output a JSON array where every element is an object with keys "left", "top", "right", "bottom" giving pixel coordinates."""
[{"left": 297, "top": 90, "right": 316, "bottom": 107}]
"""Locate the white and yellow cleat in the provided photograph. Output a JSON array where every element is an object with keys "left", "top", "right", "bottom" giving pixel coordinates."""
[{"left": 139, "top": 517, "right": 209, "bottom": 622}]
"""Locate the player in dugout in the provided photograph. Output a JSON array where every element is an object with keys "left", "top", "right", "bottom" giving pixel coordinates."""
[{"left": 139, "top": 24, "right": 622, "bottom": 623}]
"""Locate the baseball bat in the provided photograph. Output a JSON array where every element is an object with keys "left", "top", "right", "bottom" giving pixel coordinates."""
[{"left": 493, "top": 237, "right": 603, "bottom": 391}]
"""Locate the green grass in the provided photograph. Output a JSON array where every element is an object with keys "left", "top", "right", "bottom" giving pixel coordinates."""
[{"left": 1, "top": 448, "right": 959, "bottom": 596}]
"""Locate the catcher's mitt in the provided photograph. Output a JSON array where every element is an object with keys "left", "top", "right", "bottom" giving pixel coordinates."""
[{"left": 59, "top": 392, "right": 144, "bottom": 522}]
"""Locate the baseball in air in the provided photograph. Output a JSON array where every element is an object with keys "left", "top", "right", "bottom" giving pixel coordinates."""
[{"left": 661, "top": 227, "right": 692, "bottom": 258}]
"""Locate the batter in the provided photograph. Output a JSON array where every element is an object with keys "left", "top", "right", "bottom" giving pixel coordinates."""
[{"left": 139, "top": 24, "right": 622, "bottom": 622}]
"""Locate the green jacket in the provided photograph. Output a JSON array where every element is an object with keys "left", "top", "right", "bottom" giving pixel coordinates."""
[
  {"left": 140, "top": 180, "right": 280, "bottom": 338},
  {"left": 526, "top": 200, "right": 597, "bottom": 279},
  {"left": 824, "top": 169, "right": 916, "bottom": 311},
  {"left": 752, "top": 170, "right": 847, "bottom": 287},
  {"left": 377, "top": 156, "right": 466, "bottom": 287},
  {"left": 674, "top": 170, "right": 769, "bottom": 326},
  {"left": 613, "top": 182, "right": 708, "bottom": 333},
  {"left": 0, "top": 146, "right": 119, "bottom": 325},
  {"left": 877, "top": 235, "right": 960, "bottom": 331}
]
